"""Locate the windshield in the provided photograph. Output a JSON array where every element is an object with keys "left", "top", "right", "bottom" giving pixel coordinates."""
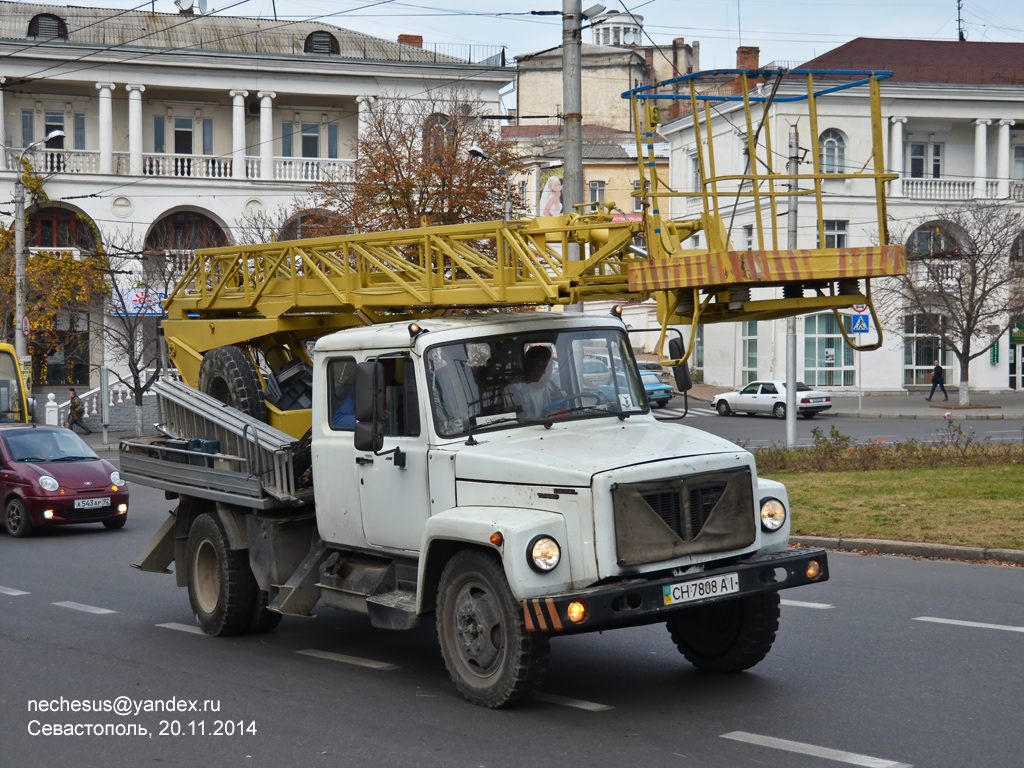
[
  {"left": 4, "top": 429, "right": 98, "bottom": 462},
  {"left": 426, "top": 326, "right": 647, "bottom": 438}
]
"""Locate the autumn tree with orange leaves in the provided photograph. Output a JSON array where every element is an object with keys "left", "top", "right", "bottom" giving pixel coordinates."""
[{"left": 302, "top": 86, "right": 522, "bottom": 235}]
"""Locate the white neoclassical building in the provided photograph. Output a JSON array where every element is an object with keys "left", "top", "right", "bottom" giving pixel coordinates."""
[
  {"left": 658, "top": 38, "right": 1024, "bottom": 394},
  {"left": 0, "top": 2, "right": 511, "bottom": 392}
]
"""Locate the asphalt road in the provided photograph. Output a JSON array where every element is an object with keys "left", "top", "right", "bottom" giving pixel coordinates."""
[
  {"left": 2, "top": 472, "right": 1023, "bottom": 767},
  {"left": 657, "top": 398, "right": 1024, "bottom": 447}
]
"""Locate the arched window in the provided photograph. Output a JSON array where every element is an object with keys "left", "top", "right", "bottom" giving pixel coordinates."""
[
  {"left": 146, "top": 211, "right": 227, "bottom": 269},
  {"left": 907, "top": 221, "right": 960, "bottom": 258},
  {"left": 304, "top": 31, "right": 339, "bottom": 55},
  {"left": 818, "top": 129, "right": 846, "bottom": 174},
  {"left": 28, "top": 207, "right": 97, "bottom": 253},
  {"left": 422, "top": 113, "right": 454, "bottom": 161},
  {"left": 28, "top": 14, "right": 68, "bottom": 40},
  {"left": 279, "top": 209, "right": 341, "bottom": 240}
]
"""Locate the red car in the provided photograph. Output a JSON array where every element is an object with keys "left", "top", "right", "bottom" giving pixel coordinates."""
[{"left": 0, "top": 424, "right": 128, "bottom": 537}]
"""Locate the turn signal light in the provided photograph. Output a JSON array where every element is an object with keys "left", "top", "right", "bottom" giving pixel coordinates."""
[
  {"left": 489, "top": 532, "right": 503, "bottom": 547},
  {"left": 805, "top": 560, "right": 822, "bottom": 580},
  {"left": 567, "top": 600, "right": 588, "bottom": 624}
]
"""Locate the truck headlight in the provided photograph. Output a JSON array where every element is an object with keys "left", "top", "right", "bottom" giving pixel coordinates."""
[
  {"left": 760, "top": 498, "right": 786, "bottom": 531},
  {"left": 527, "top": 535, "right": 561, "bottom": 573},
  {"left": 39, "top": 476, "right": 60, "bottom": 492}
]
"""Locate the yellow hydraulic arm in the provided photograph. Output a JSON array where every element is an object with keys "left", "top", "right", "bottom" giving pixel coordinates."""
[{"left": 162, "top": 68, "right": 904, "bottom": 437}]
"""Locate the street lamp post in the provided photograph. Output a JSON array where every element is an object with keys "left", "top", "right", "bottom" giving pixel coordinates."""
[
  {"left": 13, "top": 129, "right": 64, "bottom": 364},
  {"left": 468, "top": 145, "right": 513, "bottom": 221}
]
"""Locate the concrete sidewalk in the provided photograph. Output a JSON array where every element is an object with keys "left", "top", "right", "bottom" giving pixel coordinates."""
[{"left": 687, "top": 383, "right": 1024, "bottom": 420}]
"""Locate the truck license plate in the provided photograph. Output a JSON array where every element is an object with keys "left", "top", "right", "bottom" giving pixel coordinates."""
[
  {"left": 74, "top": 497, "right": 110, "bottom": 509},
  {"left": 663, "top": 573, "right": 739, "bottom": 605}
]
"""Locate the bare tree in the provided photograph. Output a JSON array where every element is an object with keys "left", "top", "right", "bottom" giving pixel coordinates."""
[
  {"left": 881, "top": 201, "right": 1024, "bottom": 405},
  {"left": 305, "top": 85, "right": 522, "bottom": 235}
]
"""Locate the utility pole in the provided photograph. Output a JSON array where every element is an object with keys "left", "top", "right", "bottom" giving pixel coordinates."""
[
  {"left": 562, "top": 0, "right": 583, "bottom": 227},
  {"left": 785, "top": 124, "right": 799, "bottom": 447}
]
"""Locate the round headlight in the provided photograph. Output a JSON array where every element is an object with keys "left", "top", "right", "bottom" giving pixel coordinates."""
[
  {"left": 110, "top": 471, "right": 122, "bottom": 486},
  {"left": 527, "top": 536, "right": 561, "bottom": 573},
  {"left": 760, "top": 498, "right": 787, "bottom": 531},
  {"left": 39, "top": 475, "right": 60, "bottom": 492}
]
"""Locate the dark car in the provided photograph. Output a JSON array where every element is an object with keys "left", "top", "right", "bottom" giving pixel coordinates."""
[{"left": 0, "top": 424, "right": 128, "bottom": 537}]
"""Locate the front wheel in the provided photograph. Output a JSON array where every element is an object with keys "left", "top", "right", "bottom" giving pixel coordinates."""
[
  {"left": 103, "top": 516, "right": 127, "bottom": 530},
  {"left": 186, "top": 513, "right": 258, "bottom": 636},
  {"left": 667, "top": 592, "right": 780, "bottom": 673},
  {"left": 436, "top": 550, "right": 550, "bottom": 707},
  {"left": 716, "top": 401, "right": 731, "bottom": 417},
  {"left": 4, "top": 498, "right": 34, "bottom": 538},
  {"left": 772, "top": 402, "right": 786, "bottom": 419}
]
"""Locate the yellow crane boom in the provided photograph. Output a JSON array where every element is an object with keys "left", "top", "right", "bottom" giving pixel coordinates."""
[{"left": 162, "top": 68, "right": 905, "bottom": 437}]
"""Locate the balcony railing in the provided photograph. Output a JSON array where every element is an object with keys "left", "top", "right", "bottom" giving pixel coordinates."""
[
  {"left": 1012, "top": 181, "right": 1024, "bottom": 202},
  {"left": 140, "top": 153, "right": 234, "bottom": 179},
  {"left": 903, "top": 178, "right": 975, "bottom": 200}
]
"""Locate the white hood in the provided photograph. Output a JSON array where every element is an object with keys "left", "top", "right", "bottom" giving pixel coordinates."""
[{"left": 453, "top": 419, "right": 745, "bottom": 486}]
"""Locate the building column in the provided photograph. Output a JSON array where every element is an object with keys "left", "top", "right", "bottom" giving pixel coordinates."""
[
  {"left": 973, "top": 118, "right": 991, "bottom": 198},
  {"left": 889, "top": 117, "right": 907, "bottom": 198},
  {"left": 0, "top": 77, "right": 6, "bottom": 171},
  {"left": 125, "top": 84, "right": 145, "bottom": 175},
  {"left": 230, "top": 89, "right": 248, "bottom": 180},
  {"left": 996, "top": 119, "right": 1015, "bottom": 199},
  {"left": 356, "top": 94, "right": 376, "bottom": 152},
  {"left": 95, "top": 82, "right": 116, "bottom": 174},
  {"left": 257, "top": 91, "right": 275, "bottom": 180}
]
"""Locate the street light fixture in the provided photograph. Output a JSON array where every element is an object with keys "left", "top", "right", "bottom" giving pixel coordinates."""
[
  {"left": 13, "top": 129, "right": 64, "bottom": 366},
  {"left": 468, "top": 144, "right": 513, "bottom": 221}
]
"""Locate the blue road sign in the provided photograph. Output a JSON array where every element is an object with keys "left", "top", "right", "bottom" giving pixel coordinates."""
[{"left": 851, "top": 314, "right": 870, "bottom": 333}]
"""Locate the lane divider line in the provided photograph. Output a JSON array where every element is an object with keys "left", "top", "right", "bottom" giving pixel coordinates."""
[
  {"left": 296, "top": 649, "right": 400, "bottom": 671},
  {"left": 0, "top": 586, "right": 30, "bottom": 596},
  {"left": 157, "top": 622, "right": 205, "bottom": 635},
  {"left": 534, "top": 693, "right": 614, "bottom": 712},
  {"left": 781, "top": 599, "right": 834, "bottom": 609},
  {"left": 913, "top": 616, "right": 1024, "bottom": 634},
  {"left": 721, "top": 731, "right": 912, "bottom": 767},
  {"left": 53, "top": 601, "right": 117, "bottom": 615}
]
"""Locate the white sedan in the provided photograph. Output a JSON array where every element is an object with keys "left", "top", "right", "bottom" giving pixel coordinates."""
[{"left": 712, "top": 380, "right": 832, "bottom": 419}]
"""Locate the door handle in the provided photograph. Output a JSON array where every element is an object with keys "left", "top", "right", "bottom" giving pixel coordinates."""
[{"left": 356, "top": 456, "right": 374, "bottom": 465}]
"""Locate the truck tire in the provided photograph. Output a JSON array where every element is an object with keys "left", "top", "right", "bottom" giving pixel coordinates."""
[
  {"left": 436, "top": 550, "right": 550, "bottom": 708},
  {"left": 186, "top": 513, "right": 258, "bottom": 636},
  {"left": 666, "top": 592, "right": 780, "bottom": 673},
  {"left": 248, "top": 589, "right": 283, "bottom": 633},
  {"left": 198, "top": 346, "right": 266, "bottom": 422}
]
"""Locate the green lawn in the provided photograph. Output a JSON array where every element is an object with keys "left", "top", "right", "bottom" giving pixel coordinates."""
[{"left": 765, "top": 464, "right": 1024, "bottom": 550}]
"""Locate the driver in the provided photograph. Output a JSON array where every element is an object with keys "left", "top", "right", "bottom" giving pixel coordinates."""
[{"left": 514, "top": 345, "right": 563, "bottom": 418}]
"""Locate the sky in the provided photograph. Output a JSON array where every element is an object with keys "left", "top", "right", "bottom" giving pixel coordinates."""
[{"left": 80, "top": 0, "right": 1024, "bottom": 71}]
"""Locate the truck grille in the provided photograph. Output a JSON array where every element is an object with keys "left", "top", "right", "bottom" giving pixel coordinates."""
[
  {"left": 641, "top": 483, "right": 726, "bottom": 541},
  {"left": 612, "top": 468, "right": 755, "bottom": 566}
]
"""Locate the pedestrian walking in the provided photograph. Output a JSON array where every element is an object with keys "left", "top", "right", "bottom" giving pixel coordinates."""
[
  {"left": 925, "top": 360, "right": 948, "bottom": 402},
  {"left": 64, "top": 387, "right": 92, "bottom": 433}
]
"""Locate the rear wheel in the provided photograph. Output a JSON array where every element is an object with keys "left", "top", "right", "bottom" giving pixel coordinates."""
[
  {"left": 4, "top": 498, "right": 33, "bottom": 538},
  {"left": 436, "top": 550, "right": 550, "bottom": 707},
  {"left": 186, "top": 513, "right": 258, "bottom": 636},
  {"left": 198, "top": 346, "right": 266, "bottom": 422},
  {"left": 716, "top": 401, "right": 731, "bottom": 417},
  {"left": 772, "top": 402, "right": 786, "bottom": 419},
  {"left": 667, "top": 593, "right": 780, "bottom": 673},
  {"left": 802, "top": 411, "right": 817, "bottom": 419}
]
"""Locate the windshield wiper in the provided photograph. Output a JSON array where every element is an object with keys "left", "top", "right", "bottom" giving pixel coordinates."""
[{"left": 47, "top": 455, "right": 95, "bottom": 462}]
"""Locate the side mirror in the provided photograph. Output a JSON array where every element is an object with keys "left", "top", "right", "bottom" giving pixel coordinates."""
[
  {"left": 26, "top": 396, "right": 36, "bottom": 423},
  {"left": 353, "top": 361, "right": 384, "bottom": 452},
  {"left": 667, "top": 338, "right": 693, "bottom": 393}
]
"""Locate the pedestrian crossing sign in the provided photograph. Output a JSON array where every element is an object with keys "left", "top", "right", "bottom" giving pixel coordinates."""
[{"left": 851, "top": 315, "right": 870, "bottom": 333}]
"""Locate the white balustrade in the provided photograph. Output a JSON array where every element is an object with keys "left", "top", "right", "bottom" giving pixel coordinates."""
[
  {"left": 903, "top": 178, "right": 975, "bottom": 200},
  {"left": 141, "top": 153, "right": 234, "bottom": 179}
]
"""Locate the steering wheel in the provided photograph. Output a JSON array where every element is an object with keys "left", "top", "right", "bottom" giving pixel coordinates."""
[{"left": 546, "top": 391, "right": 601, "bottom": 416}]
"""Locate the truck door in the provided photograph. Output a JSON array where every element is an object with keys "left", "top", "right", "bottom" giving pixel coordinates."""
[{"left": 357, "top": 355, "right": 431, "bottom": 552}]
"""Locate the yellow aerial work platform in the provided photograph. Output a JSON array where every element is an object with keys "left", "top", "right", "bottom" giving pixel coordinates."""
[{"left": 162, "top": 68, "right": 905, "bottom": 437}]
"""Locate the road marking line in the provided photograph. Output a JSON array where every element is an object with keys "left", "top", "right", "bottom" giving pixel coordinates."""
[
  {"left": 157, "top": 622, "right": 205, "bottom": 635},
  {"left": 0, "top": 586, "right": 30, "bottom": 596},
  {"left": 782, "top": 599, "right": 834, "bottom": 609},
  {"left": 721, "top": 731, "right": 911, "bottom": 767},
  {"left": 534, "top": 693, "right": 614, "bottom": 712},
  {"left": 53, "top": 601, "right": 117, "bottom": 615},
  {"left": 296, "top": 649, "right": 399, "bottom": 671},
  {"left": 913, "top": 616, "right": 1024, "bottom": 634}
]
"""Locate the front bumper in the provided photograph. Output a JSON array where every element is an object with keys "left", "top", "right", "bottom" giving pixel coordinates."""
[
  {"left": 522, "top": 548, "right": 828, "bottom": 635},
  {"left": 25, "top": 492, "right": 129, "bottom": 527}
]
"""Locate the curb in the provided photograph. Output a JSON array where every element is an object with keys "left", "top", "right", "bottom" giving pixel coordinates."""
[{"left": 791, "top": 535, "right": 1024, "bottom": 565}]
